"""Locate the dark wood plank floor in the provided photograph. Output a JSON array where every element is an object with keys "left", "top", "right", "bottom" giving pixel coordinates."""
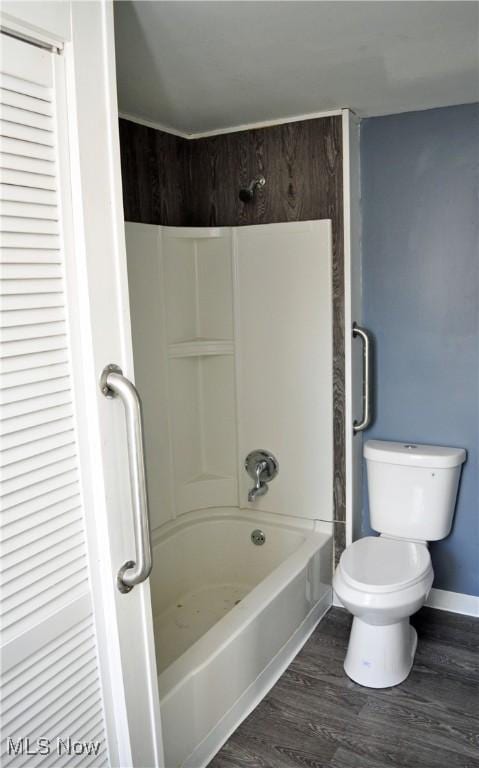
[{"left": 209, "top": 607, "right": 479, "bottom": 768}]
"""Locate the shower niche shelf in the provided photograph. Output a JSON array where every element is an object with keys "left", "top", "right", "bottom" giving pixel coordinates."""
[
  {"left": 167, "top": 339, "right": 234, "bottom": 358},
  {"left": 179, "top": 472, "right": 237, "bottom": 514},
  {"left": 162, "top": 229, "right": 238, "bottom": 518},
  {"left": 126, "top": 224, "right": 239, "bottom": 528}
]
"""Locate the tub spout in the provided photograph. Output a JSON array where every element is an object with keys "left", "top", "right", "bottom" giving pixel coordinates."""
[{"left": 248, "top": 460, "right": 268, "bottom": 502}]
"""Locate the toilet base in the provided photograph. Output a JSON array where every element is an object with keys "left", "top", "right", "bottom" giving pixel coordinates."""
[{"left": 344, "top": 617, "right": 417, "bottom": 688}]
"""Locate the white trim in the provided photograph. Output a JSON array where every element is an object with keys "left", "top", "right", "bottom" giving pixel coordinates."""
[
  {"left": 119, "top": 107, "right": 345, "bottom": 140},
  {"left": 0, "top": 22, "right": 62, "bottom": 52},
  {"left": 118, "top": 111, "right": 190, "bottom": 139},
  {"left": 58, "top": 33, "right": 123, "bottom": 767},
  {"left": 342, "top": 108, "right": 362, "bottom": 547},
  {"left": 62, "top": 3, "right": 163, "bottom": 765},
  {"left": 0, "top": 9, "right": 68, "bottom": 49},
  {"left": 343, "top": 109, "right": 353, "bottom": 547},
  {"left": 188, "top": 108, "right": 344, "bottom": 139},
  {"left": 161, "top": 226, "right": 226, "bottom": 238},
  {"left": 334, "top": 588, "right": 479, "bottom": 617},
  {"left": 426, "top": 588, "right": 479, "bottom": 617}
]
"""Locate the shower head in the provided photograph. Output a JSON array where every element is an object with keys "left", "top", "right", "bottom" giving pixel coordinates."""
[{"left": 239, "top": 175, "right": 266, "bottom": 203}]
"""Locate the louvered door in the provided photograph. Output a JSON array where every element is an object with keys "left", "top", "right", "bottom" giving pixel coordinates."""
[{"left": 0, "top": 33, "right": 109, "bottom": 766}]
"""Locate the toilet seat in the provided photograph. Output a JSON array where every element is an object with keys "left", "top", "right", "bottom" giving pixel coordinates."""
[{"left": 339, "top": 536, "right": 431, "bottom": 594}]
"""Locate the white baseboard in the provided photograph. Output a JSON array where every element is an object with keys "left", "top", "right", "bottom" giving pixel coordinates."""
[
  {"left": 426, "top": 588, "right": 479, "bottom": 617},
  {"left": 333, "top": 588, "right": 479, "bottom": 617}
]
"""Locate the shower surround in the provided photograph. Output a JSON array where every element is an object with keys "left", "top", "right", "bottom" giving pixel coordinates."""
[{"left": 118, "top": 114, "right": 347, "bottom": 564}]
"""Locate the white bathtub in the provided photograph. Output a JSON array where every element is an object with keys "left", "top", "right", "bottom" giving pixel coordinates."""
[{"left": 149, "top": 509, "right": 332, "bottom": 767}]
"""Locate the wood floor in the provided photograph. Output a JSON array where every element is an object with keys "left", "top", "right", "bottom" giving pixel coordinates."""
[{"left": 209, "top": 607, "right": 479, "bottom": 768}]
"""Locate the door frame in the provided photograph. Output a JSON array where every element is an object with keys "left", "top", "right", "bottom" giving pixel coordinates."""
[
  {"left": 0, "top": 3, "right": 164, "bottom": 765},
  {"left": 342, "top": 109, "right": 363, "bottom": 546}
]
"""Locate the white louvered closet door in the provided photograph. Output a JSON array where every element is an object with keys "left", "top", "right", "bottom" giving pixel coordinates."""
[{"left": 0, "top": 33, "right": 109, "bottom": 766}]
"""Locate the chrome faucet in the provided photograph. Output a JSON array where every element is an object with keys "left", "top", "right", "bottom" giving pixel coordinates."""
[
  {"left": 248, "top": 459, "right": 268, "bottom": 502},
  {"left": 245, "top": 450, "right": 279, "bottom": 503}
]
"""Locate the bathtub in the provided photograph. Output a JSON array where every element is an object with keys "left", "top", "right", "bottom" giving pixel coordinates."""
[{"left": 149, "top": 508, "right": 333, "bottom": 767}]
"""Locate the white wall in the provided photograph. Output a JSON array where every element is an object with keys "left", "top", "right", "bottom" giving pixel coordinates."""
[
  {"left": 126, "top": 220, "right": 334, "bottom": 533},
  {"left": 235, "top": 221, "right": 333, "bottom": 521}
]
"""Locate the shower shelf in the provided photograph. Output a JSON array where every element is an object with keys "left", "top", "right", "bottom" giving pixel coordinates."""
[
  {"left": 178, "top": 472, "right": 238, "bottom": 515},
  {"left": 167, "top": 339, "right": 234, "bottom": 358},
  {"left": 185, "top": 472, "right": 232, "bottom": 484}
]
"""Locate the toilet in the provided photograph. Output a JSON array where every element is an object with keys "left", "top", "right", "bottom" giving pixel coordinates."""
[{"left": 334, "top": 439, "right": 466, "bottom": 688}]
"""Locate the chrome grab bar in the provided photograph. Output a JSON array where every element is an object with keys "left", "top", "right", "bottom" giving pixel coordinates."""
[
  {"left": 100, "top": 364, "right": 152, "bottom": 593},
  {"left": 352, "top": 323, "right": 373, "bottom": 434}
]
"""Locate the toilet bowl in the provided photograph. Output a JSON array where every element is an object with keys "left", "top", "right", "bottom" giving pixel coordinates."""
[
  {"left": 335, "top": 439, "right": 466, "bottom": 689},
  {"left": 333, "top": 536, "right": 434, "bottom": 687}
]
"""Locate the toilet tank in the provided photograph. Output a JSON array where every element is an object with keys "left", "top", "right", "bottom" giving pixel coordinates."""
[{"left": 365, "top": 440, "right": 466, "bottom": 541}]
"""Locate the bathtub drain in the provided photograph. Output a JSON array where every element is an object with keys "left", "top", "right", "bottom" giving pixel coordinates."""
[{"left": 251, "top": 529, "right": 266, "bottom": 546}]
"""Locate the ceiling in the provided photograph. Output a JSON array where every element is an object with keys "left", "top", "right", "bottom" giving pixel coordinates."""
[{"left": 114, "top": 1, "right": 479, "bottom": 136}]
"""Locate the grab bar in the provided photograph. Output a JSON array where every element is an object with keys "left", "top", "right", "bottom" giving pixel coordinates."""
[
  {"left": 352, "top": 324, "right": 373, "bottom": 434},
  {"left": 100, "top": 364, "right": 152, "bottom": 593}
]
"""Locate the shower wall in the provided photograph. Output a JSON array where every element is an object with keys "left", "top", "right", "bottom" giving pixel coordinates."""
[
  {"left": 119, "top": 115, "right": 346, "bottom": 560},
  {"left": 126, "top": 221, "right": 333, "bottom": 531}
]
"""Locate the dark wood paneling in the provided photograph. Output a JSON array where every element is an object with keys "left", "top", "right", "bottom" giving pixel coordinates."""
[
  {"left": 119, "top": 116, "right": 346, "bottom": 530},
  {"left": 119, "top": 118, "right": 186, "bottom": 226},
  {"left": 183, "top": 118, "right": 341, "bottom": 227},
  {"left": 209, "top": 607, "right": 479, "bottom": 768},
  {"left": 333, "top": 521, "right": 346, "bottom": 569}
]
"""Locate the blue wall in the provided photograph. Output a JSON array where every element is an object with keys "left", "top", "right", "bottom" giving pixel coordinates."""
[{"left": 361, "top": 103, "right": 479, "bottom": 597}]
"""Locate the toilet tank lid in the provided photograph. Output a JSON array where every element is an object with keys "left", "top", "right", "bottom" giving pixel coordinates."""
[{"left": 364, "top": 440, "right": 466, "bottom": 469}]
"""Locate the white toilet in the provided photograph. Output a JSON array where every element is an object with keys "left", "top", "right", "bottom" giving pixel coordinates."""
[{"left": 334, "top": 439, "right": 466, "bottom": 688}]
